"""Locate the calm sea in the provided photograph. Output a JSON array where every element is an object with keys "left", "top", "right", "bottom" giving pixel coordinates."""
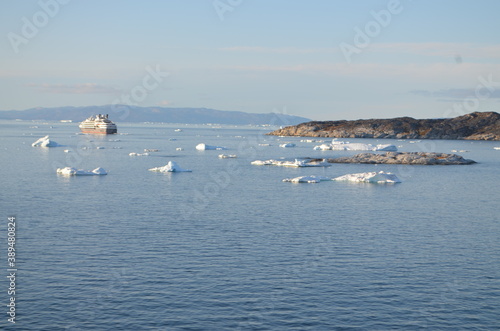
[{"left": 1, "top": 120, "right": 499, "bottom": 330}]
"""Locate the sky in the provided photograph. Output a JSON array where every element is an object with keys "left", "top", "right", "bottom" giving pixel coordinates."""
[{"left": 1, "top": 0, "right": 500, "bottom": 120}]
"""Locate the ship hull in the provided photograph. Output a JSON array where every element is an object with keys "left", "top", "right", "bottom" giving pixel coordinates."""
[{"left": 80, "top": 128, "right": 117, "bottom": 134}]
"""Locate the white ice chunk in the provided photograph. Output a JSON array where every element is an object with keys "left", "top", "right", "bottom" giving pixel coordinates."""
[
  {"left": 375, "top": 144, "right": 398, "bottom": 151},
  {"left": 251, "top": 160, "right": 276, "bottom": 165},
  {"left": 196, "top": 143, "right": 228, "bottom": 151},
  {"left": 283, "top": 175, "right": 331, "bottom": 183},
  {"left": 279, "top": 143, "right": 296, "bottom": 148},
  {"left": 129, "top": 152, "right": 149, "bottom": 156},
  {"left": 148, "top": 161, "right": 192, "bottom": 172},
  {"left": 333, "top": 171, "right": 401, "bottom": 183},
  {"left": 218, "top": 154, "right": 237, "bottom": 158},
  {"left": 32, "top": 135, "right": 61, "bottom": 147},
  {"left": 91, "top": 167, "right": 107, "bottom": 175},
  {"left": 314, "top": 142, "right": 397, "bottom": 151},
  {"left": 56, "top": 167, "right": 107, "bottom": 176},
  {"left": 251, "top": 159, "right": 329, "bottom": 167}
]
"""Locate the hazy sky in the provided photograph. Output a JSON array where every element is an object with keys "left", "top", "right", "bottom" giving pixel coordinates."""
[{"left": 1, "top": 0, "right": 500, "bottom": 120}]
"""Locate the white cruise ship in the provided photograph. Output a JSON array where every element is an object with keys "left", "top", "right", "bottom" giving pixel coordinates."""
[{"left": 79, "top": 114, "right": 117, "bottom": 134}]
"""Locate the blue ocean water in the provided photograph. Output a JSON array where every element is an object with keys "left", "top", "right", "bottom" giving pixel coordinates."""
[{"left": 1, "top": 120, "right": 499, "bottom": 330}]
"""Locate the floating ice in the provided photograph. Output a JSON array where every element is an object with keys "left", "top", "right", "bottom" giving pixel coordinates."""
[
  {"left": 279, "top": 143, "right": 296, "bottom": 148},
  {"left": 148, "top": 161, "right": 192, "bottom": 172},
  {"left": 56, "top": 167, "right": 107, "bottom": 176},
  {"left": 314, "top": 141, "right": 397, "bottom": 151},
  {"left": 494, "top": 147, "right": 500, "bottom": 150},
  {"left": 333, "top": 171, "right": 401, "bottom": 183},
  {"left": 129, "top": 152, "right": 150, "bottom": 156},
  {"left": 196, "top": 143, "right": 228, "bottom": 151},
  {"left": 251, "top": 159, "right": 330, "bottom": 167},
  {"left": 300, "top": 139, "right": 324, "bottom": 143},
  {"left": 282, "top": 175, "right": 331, "bottom": 183},
  {"left": 144, "top": 149, "right": 159, "bottom": 152},
  {"left": 251, "top": 160, "right": 276, "bottom": 165},
  {"left": 31, "top": 135, "right": 61, "bottom": 147},
  {"left": 219, "top": 154, "right": 237, "bottom": 158},
  {"left": 176, "top": 147, "right": 184, "bottom": 151}
]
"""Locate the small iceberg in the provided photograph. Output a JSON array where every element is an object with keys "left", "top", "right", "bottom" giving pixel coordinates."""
[
  {"left": 494, "top": 147, "right": 500, "bottom": 150},
  {"left": 251, "top": 160, "right": 276, "bottom": 165},
  {"left": 144, "top": 149, "right": 159, "bottom": 152},
  {"left": 251, "top": 159, "right": 330, "bottom": 167},
  {"left": 32, "top": 135, "right": 61, "bottom": 147},
  {"left": 148, "top": 161, "right": 192, "bottom": 173},
  {"left": 279, "top": 143, "right": 296, "bottom": 148},
  {"left": 314, "top": 140, "right": 397, "bottom": 151},
  {"left": 176, "top": 147, "right": 184, "bottom": 151},
  {"left": 218, "top": 154, "right": 237, "bottom": 159},
  {"left": 283, "top": 175, "right": 331, "bottom": 183},
  {"left": 196, "top": 143, "right": 228, "bottom": 151},
  {"left": 333, "top": 171, "right": 401, "bottom": 183},
  {"left": 56, "top": 167, "right": 107, "bottom": 176},
  {"left": 129, "top": 152, "right": 150, "bottom": 156}
]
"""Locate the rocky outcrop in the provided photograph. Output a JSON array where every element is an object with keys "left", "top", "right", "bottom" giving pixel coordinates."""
[
  {"left": 327, "top": 152, "right": 476, "bottom": 165},
  {"left": 268, "top": 112, "right": 500, "bottom": 140}
]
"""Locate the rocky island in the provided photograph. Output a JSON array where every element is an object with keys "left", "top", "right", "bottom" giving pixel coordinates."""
[
  {"left": 326, "top": 152, "right": 476, "bottom": 165},
  {"left": 268, "top": 112, "right": 500, "bottom": 140}
]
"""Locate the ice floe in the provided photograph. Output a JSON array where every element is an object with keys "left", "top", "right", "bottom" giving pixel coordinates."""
[
  {"left": 129, "top": 152, "right": 150, "bottom": 156},
  {"left": 494, "top": 147, "right": 500, "bottom": 150},
  {"left": 279, "top": 143, "right": 296, "bottom": 148},
  {"left": 176, "top": 147, "right": 184, "bottom": 151},
  {"left": 300, "top": 139, "right": 324, "bottom": 143},
  {"left": 314, "top": 140, "right": 397, "bottom": 151},
  {"left": 148, "top": 161, "right": 192, "bottom": 172},
  {"left": 333, "top": 171, "right": 401, "bottom": 183},
  {"left": 144, "top": 149, "right": 159, "bottom": 152},
  {"left": 282, "top": 175, "right": 331, "bottom": 183},
  {"left": 251, "top": 159, "right": 330, "bottom": 167},
  {"left": 196, "top": 143, "right": 228, "bottom": 151},
  {"left": 56, "top": 167, "right": 107, "bottom": 176},
  {"left": 31, "top": 135, "right": 61, "bottom": 147},
  {"left": 218, "top": 154, "right": 237, "bottom": 158}
]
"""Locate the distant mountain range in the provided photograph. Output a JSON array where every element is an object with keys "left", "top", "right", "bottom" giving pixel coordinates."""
[{"left": 0, "top": 105, "right": 310, "bottom": 126}]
